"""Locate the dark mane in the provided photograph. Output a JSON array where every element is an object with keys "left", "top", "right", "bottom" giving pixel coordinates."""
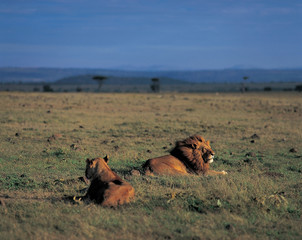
[{"left": 170, "top": 135, "right": 209, "bottom": 174}]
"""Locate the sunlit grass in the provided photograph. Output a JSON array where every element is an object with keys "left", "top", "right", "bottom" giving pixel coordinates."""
[{"left": 0, "top": 92, "right": 301, "bottom": 239}]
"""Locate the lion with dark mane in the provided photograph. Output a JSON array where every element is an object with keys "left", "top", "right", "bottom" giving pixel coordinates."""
[
  {"left": 83, "top": 155, "right": 135, "bottom": 207},
  {"left": 143, "top": 135, "right": 227, "bottom": 176}
]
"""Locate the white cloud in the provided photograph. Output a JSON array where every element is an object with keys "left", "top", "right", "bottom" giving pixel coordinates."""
[
  {"left": 221, "top": 4, "right": 297, "bottom": 17},
  {"left": 0, "top": 8, "right": 37, "bottom": 14},
  {"left": 260, "top": 7, "right": 293, "bottom": 16},
  {"left": 0, "top": 43, "right": 117, "bottom": 54},
  {"left": 221, "top": 7, "right": 251, "bottom": 15}
]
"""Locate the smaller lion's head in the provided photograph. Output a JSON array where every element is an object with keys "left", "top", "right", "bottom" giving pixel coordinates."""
[
  {"left": 170, "top": 135, "right": 215, "bottom": 174},
  {"left": 85, "top": 155, "right": 109, "bottom": 180}
]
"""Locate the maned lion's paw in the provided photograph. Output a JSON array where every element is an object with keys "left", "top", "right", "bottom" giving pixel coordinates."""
[
  {"left": 222, "top": 170, "right": 228, "bottom": 175},
  {"left": 73, "top": 196, "right": 82, "bottom": 204}
]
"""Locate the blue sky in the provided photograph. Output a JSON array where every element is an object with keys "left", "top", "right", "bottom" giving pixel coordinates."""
[{"left": 0, "top": 0, "right": 301, "bottom": 70}]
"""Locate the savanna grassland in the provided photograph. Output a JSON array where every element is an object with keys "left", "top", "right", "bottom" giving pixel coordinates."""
[{"left": 0, "top": 92, "right": 301, "bottom": 240}]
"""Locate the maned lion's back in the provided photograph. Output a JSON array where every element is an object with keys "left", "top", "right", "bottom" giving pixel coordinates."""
[{"left": 143, "top": 155, "right": 189, "bottom": 176}]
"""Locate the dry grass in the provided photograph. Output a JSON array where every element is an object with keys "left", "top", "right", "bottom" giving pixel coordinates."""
[{"left": 0, "top": 92, "right": 301, "bottom": 239}]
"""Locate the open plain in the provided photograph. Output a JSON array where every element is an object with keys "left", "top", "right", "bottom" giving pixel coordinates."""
[{"left": 0, "top": 92, "right": 301, "bottom": 239}]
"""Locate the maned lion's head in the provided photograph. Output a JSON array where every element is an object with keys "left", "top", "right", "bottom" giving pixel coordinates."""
[
  {"left": 170, "top": 135, "right": 215, "bottom": 174},
  {"left": 85, "top": 155, "right": 109, "bottom": 180},
  {"left": 194, "top": 136, "right": 215, "bottom": 164}
]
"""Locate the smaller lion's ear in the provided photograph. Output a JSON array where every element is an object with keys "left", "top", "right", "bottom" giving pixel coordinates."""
[
  {"left": 104, "top": 155, "right": 109, "bottom": 162},
  {"left": 206, "top": 140, "right": 210, "bottom": 145}
]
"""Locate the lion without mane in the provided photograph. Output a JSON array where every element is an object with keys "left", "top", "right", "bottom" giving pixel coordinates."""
[{"left": 83, "top": 155, "right": 135, "bottom": 207}]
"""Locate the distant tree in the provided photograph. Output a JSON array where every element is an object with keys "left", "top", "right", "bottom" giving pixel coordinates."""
[
  {"left": 43, "top": 84, "right": 53, "bottom": 92},
  {"left": 241, "top": 76, "right": 249, "bottom": 93},
  {"left": 93, "top": 76, "right": 107, "bottom": 91},
  {"left": 150, "top": 78, "right": 160, "bottom": 93},
  {"left": 264, "top": 87, "right": 272, "bottom": 91},
  {"left": 76, "top": 87, "right": 82, "bottom": 92},
  {"left": 295, "top": 84, "right": 302, "bottom": 92}
]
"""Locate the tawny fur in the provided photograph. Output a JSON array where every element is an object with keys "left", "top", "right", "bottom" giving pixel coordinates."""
[
  {"left": 84, "top": 156, "right": 135, "bottom": 207},
  {"left": 143, "top": 135, "right": 227, "bottom": 176}
]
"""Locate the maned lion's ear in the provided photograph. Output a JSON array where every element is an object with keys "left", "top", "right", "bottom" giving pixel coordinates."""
[
  {"left": 86, "top": 158, "right": 91, "bottom": 164},
  {"left": 206, "top": 140, "right": 210, "bottom": 146},
  {"left": 104, "top": 155, "right": 109, "bottom": 162},
  {"left": 191, "top": 143, "right": 198, "bottom": 149}
]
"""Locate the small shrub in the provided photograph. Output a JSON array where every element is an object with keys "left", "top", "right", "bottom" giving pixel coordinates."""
[
  {"left": 264, "top": 87, "right": 272, "bottom": 91},
  {"left": 43, "top": 84, "right": 53, "bottom": 92},
  {"left": 150, "top": 78, "right": 160, "bottom": 93},
  {"left": 295, "top": 84, "right": 302, "bottom": 92},
  {"left": 0, "top": 174, "right": 38, "bottom": 190}
]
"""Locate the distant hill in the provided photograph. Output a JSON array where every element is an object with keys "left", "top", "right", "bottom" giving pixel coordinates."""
[
  {"left": 55, "top": 75, "right": 187, "bottom": 85},
  {"left": 0, "top": 67, "right": 302, "bottom": 83}
]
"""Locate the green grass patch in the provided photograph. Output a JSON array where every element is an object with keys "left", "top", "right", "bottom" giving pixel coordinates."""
[{"left": 0, "top": 92, "right": 301, "bottom": 239}]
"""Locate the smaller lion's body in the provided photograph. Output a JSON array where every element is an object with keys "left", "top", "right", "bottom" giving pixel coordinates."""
[
  {"left": 143, "top": 135, "right": 227, "bottom": 176},
  {"left": 84, "top": 156, "right": 134, "bottom": 207}
]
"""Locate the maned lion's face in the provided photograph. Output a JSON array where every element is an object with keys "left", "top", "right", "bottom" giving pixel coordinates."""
[
  {"left": 85, "top": 155, "right": 109, "bottom": 180},
  {"left": 199, "top": 140, "right": 215, "bottom": 164}
]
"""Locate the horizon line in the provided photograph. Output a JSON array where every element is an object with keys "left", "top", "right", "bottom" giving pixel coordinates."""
[{"left": 1, "top": 66, "right": 302, "bottom": 71}]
